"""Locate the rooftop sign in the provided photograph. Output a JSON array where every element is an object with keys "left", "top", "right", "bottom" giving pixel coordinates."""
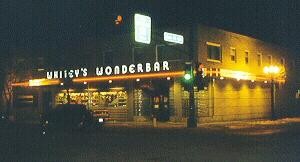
[
  {"left": 163, "top": 32, "right": 184, "bottom": 44},
  {"left": 134, "top": 14, "right": 151, "bottom": 44}
]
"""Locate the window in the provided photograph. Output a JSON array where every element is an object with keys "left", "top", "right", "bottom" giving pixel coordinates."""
[
  {"left": 15, "top": 95, "right": 36, "bottom": 107},
  {"left": 207, "top": 42, "right": 221, "bottom": 62},
  {"left": 230, "top": 47, "right": 237, "bottom": 62},
  {"left": 280, "top": 57, "right": 285, "bottom": 66},
  {"left": 245, "top": 51, "right": 249, "bottom": 64},
  {"left": 257, "top": 53, "right": 262, "bottom": 66},
  {"left": 55, "top": 90, "right": 127, "bottom": 109},
  {"left": 267, "top": 55, "right": 272, "bottom": 65}
]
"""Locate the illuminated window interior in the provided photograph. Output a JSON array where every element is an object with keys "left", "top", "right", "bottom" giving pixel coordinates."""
[{"left": 55, "top": 88, "right": 127, "bottom": 110}]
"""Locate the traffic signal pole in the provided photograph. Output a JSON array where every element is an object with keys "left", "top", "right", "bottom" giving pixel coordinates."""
[
  {"left": 187, "top": 23, "right": 197, "bottom": 128},
  {"left": 187, "top": 64, "right": 197, "bottom": 128}
]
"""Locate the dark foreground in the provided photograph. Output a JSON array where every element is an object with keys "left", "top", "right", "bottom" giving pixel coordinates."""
[{"left": 1, "top": 118, "right": 300, "bottom": 162}]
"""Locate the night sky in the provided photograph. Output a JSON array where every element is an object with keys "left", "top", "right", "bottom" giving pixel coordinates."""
[{"left": 0, "top": 0, "right": 299, "bottom": 59}]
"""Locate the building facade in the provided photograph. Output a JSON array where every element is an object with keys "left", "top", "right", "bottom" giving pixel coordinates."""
[{"left": 11, "top": 24, "right": 298, "bottom": 123}]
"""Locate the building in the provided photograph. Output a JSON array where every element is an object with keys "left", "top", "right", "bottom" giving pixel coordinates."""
[{"left": 11, "top": 24, "right": 298, "bottom": 123}]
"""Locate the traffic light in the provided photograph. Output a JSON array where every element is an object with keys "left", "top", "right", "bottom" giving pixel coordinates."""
[
  {"left": 182, "top": 62, "right": 193, "bottom": 90},
  {"left": 195, "top": 63, "right": 205, "bottom": 90},
  {"left": 184, "top": 72, "right": 192, "bottom": 81}
]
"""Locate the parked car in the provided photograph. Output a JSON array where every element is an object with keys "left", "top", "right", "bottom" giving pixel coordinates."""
[{"left": 40, "top": 104, "right": 104, "bottom": 135}]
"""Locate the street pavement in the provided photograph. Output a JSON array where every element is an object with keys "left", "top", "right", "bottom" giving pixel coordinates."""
[{"left": 1, "top": 118, "right": 300, "bottom": 162}]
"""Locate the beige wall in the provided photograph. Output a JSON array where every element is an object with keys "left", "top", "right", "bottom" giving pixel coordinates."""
[
  {"left": 197, "top": 25, "right": 287, "bottom": 76},
  {"left": 169, "top": 79, "right": 184, "bottom": 122},
  {"left": 199, "top": 79, "right": 271, "bottom": 122},
  {"left": 195, "top": 25, "right": 295, "bottom": 122},
  {"left": 212, "top": 79, "right": 270, "bottom": 121}
]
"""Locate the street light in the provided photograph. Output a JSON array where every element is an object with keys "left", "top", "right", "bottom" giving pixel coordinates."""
[{"left": 263, "top": 65, "right": 280, "bottom": 120}]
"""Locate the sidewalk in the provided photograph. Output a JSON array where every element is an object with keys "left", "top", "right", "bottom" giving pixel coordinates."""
[
  {"left": 104, "top": 117, "right": 300, "bottom": 129},
  {"left": 104, "top": 120, "right": 186, "bottom": 128},
  {"left": 201, "top": 117, "right": 300, "bottom": 128}
]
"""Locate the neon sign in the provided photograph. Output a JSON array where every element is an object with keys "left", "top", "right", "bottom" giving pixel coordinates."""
[{"left": 46, "top": 61, "right": 170, "bottom": 79}]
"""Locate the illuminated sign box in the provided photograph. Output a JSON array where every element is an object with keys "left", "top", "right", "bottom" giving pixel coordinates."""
[
  {"left": 164, "top": 32, "right": 184, "bottom": 44},
  {"left": 134, "top": 14, "right": 151, "bottom": 44}
]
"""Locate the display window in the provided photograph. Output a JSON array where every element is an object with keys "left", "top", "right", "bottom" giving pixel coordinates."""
[{"left": 55, "top": 88, "right": 127, "bottom": 110}]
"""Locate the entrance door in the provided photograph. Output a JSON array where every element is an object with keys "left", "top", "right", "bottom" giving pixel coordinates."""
[
  {"left": 153, "top": 95, "right": 169, "bottom": 121},
  {"left": 151, "top": 79, "right": 170, "bottom": 121},
  {"left": 42, "top": 91, "right": 52, "bottom": 112}
]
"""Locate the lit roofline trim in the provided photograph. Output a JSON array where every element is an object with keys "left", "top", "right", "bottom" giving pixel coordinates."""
[
  {"left": 12, "top": 71, "right": 184, "bottom": 87},
  {"left": 12, "top": 82, "right": 29, "bottom": 87},
  {"left": 12, "top": 68, "right": 286, "bottom": 87},
  {"left": 12, "top": 79, "right": 60, "bottom": 87}
]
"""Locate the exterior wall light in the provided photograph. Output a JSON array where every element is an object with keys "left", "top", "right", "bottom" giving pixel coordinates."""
[
  {"left": 60, "top": 82, "right": 64, "bottom": 86},
  {"left": 220, "top": 77, "right": 224, "bottom": 80},
  {"left": 109, "top": 80, "right": 113, "bottom": 83},
  {"left": 167, "top": 77, "right": 171, "bottom": 80},
  {"left": 220, "top": 69, "right": 251, "bottom": 81},
  {"left": 263, "top": 65, "right": 280, "bottom": 74},
  {"left": 83, "top": 81, "right": 87, "bottom": 85},
  {"left": 136, "top": 78, "right": 140, "bottom": 82}
]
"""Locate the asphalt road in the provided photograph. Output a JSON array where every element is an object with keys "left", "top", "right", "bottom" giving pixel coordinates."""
[{"left": 1, "top": 119, "right": 300, "bottom": 162}]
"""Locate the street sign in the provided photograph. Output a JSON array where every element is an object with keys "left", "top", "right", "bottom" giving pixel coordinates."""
[
  {"left": 163, "top": 32, "right": 184, "bottom": 44},
  {"left": 134, "top": 14, "right": 151, "bottom": 44}
]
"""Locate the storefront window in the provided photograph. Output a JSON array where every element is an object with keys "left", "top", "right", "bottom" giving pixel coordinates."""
[{"left": 55, "top": 89, "right": 127, "bottom": 110}]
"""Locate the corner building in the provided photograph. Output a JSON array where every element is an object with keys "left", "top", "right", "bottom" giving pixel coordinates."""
[{"left": 12, "top": 24, "right": 297, "bottom": 123}]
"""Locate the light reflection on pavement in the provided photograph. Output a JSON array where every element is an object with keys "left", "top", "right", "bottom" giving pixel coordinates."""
[{"left": 200, "top": 117, "right": 300, "bottom": 136}]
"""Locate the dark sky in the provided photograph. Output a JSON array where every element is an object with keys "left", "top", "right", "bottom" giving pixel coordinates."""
[{"left": 1, "top": 0, "right": 299, "bottom": 58}]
